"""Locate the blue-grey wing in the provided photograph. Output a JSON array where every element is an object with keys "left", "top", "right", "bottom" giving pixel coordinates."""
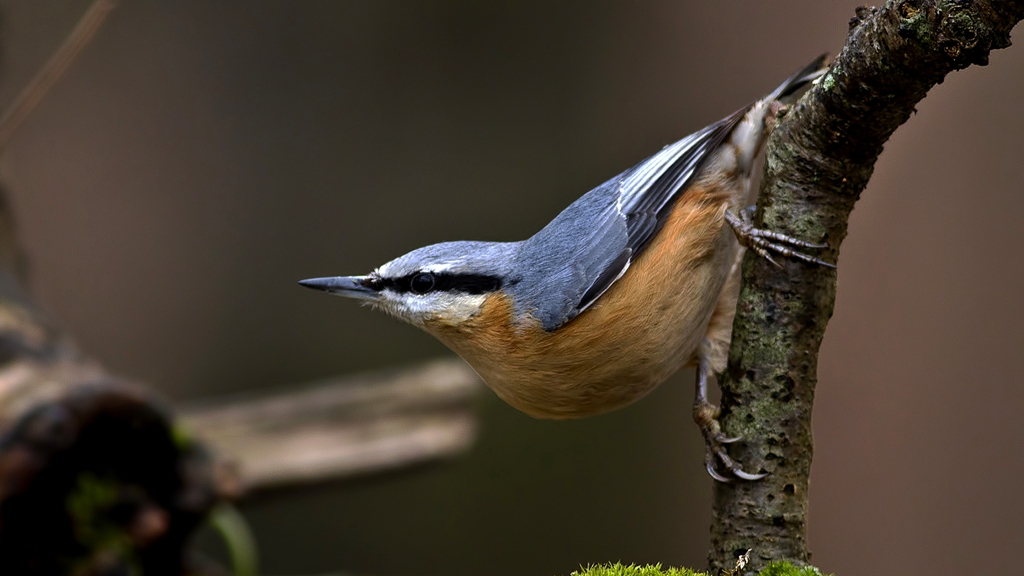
[
  {"left": 577, "top": 110, "right": 747, "bottom": 309},
  {"left": 519, "top": 109, "right": 746, "bottom": 331}
]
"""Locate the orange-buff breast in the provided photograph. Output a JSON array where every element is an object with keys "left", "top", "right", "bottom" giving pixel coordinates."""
[{"left": 428, "top": 186, "right": 739, "bottom": 419}]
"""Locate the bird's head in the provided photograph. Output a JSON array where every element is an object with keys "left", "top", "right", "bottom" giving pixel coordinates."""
[{"left": 300, "top": 241, "right": 517, "bottom": 330}]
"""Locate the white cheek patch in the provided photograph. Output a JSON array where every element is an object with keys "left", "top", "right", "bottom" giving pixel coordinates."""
[{"left": 376, "top": 290, "right": 487, "bottom": 328}]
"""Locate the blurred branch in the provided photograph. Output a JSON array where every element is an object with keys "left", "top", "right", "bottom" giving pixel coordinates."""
[
  {"left": 0, "top": 220, "right": 483, "bottom": 568},
  {"left": 0, "top": 0, "right": 115, "bottom": 150},
  {"left": 0, "top": 382, "right": 224, "bottom": 574},
  {"left": 0, "top": 264, "right": 482, "bottom": 569},
  {"left": 0, "top": 199, "right": 481, "bottom": 571},
  {"left": 0, "top": 2, "right": 482, "bottom": 571},
  {"left": 710, "top": 1, "right": 1024, "bottom": 572},
  {"left": 179, "top": 359, "right": 481, "bottom": 492},
  {"left": 0, "top": 0, "right": 484, "bottom": 498}
]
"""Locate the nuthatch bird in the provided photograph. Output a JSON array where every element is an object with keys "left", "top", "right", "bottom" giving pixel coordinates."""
[{"left": 301, "top": 56, "right": 833, "bottom": 481}]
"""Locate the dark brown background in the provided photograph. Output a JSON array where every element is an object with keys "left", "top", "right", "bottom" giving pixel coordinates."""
[{"left": 2, "top": 2, "right": 1022, "bottom": 575}]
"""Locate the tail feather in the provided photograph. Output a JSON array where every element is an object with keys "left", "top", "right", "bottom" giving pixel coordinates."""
[
  {"left": 722, "top": 54, "right": 830, "bottom": 187},
  {"left": 768, "top": 53, "right": 830, "bottom": 103}
]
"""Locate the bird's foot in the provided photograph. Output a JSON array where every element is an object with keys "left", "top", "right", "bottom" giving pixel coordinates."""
[
  {"left": 726, "top": 206, "right": 835, "bottom": 268},
  {"left": 693, "top": 399, "right": 766, "bottom": 482}
]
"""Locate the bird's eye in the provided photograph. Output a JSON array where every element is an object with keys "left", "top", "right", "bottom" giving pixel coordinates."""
[{"left": 410, "top": 272, "right": 435, "bottom": 294}]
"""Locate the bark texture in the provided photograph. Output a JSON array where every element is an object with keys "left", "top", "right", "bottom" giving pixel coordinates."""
[{"left": 709, "top": 1, "right": 1024, "bottom": 572}]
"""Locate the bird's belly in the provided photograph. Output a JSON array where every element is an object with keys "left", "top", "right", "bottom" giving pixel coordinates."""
[{"left": 434, "top": 196, "right": 737, "bottom": 419}]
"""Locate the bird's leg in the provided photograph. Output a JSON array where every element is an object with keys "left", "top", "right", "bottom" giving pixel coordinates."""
[
  {"left": 726, "top": 206, "right": 835, "bottom": 268},
  {"left": 693, "top": 356, "right": 767, "bottom": 482}
]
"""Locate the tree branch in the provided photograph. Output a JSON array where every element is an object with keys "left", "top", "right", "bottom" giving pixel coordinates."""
[
  {"left": 709, "top": 1, "right": 1024, "bottom": 572},
  {"left": 0, "top": 0, "right": 116, "bottom": 151},
  {"left": 179, "top": 359, "right": 481, "bottom": 492},
  {"left": 0, "top": 3, "right": 484, "bottom": 568}
]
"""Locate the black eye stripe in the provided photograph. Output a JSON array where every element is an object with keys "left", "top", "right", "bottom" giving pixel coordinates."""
[{"left": 376, "top": 272, "right": 502, "bottom": 295}]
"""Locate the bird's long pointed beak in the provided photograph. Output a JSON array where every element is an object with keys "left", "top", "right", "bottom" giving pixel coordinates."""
[{"left": 298, "top": 275, "right": 379, "bottom": 301}]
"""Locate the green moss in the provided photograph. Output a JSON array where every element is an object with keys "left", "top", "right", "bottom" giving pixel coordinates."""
[
  {"left": 938, "top": 7, "right": 982, "bottom": 57},
  {"left": 736, "top": 287, "right": 800, "bottom": 369},
  {"left": 758, "top": 562, "right": 829, "bottom": 576},
  {"left": 743, "top": 326, "right": 791, "bottom": 368},
  {"left": 896, "top": 6, "right": 932, "bottom": 46},
  {"left": 786, "top": 212, "right": 828, "bottom": 243},
  {"left": 66, "top": 473, "right": 138, "bottom": 569},
  {"left": 171, "top": 422, "right": 193, "bottom": 451},
  {"left": 66, "top": 473, "right": 122, "bottom": 547},
  {"left": 570, "top": 562, "right": 829, "bottom": 576},
  {"left": 570, "top": 563, "right": 704, "bottom": 576},
  {"left": 764, "top": 142, "right": 797, "bottom": 182},
  {"left": 748, "top": 387, "right": 793, "bottom": 422},
  {"left": 819, "top": 71, "right": 835, "bottom": 92}
]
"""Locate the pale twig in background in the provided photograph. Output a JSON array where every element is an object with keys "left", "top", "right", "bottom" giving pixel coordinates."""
[
  {"left": 179, "top": 359, "right": 482, "bottom": 493},
  {"left": 0, "top": 0, "right": 116, "bottom": 151}
]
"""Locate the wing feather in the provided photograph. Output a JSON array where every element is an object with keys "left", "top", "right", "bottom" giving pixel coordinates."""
[{"left": 573, "top": 109, "right": 747, "bottom": 313}]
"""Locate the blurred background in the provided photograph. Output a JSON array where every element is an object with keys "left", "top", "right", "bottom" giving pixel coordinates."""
[{"left": 0, "top": 1, "right": 1021, "bottom": 575}]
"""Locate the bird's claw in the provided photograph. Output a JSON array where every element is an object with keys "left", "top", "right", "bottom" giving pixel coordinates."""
[
  {"left": 693, "top": 349, "right": 766, "bottom": 482},
  {"left": 706, "top": 460, "right": 732, "bottom": 483},
  {"left": 726, "top": 207, "right": 835, "bottom": 269},
  {"left": 694, "top": 401, "right": 766, "bottom": 483},
  {"left": 733, "top": 468, "right": 769, "bottom": 481},
  {"left": 702, "top": 430, "right": 768, "bottom": 482}
]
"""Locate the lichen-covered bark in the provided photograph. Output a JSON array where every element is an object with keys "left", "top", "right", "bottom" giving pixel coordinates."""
[{"left": 708, "top": 1, "right": 1024, "bottom": 572}]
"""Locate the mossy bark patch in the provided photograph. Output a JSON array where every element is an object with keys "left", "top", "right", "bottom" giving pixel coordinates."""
[
  {"left": 708, "top": 0, "right": 1023, "bottom": 572},
  {"left": 570, "top": 561, "right": 830, "bottom": 576}
]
